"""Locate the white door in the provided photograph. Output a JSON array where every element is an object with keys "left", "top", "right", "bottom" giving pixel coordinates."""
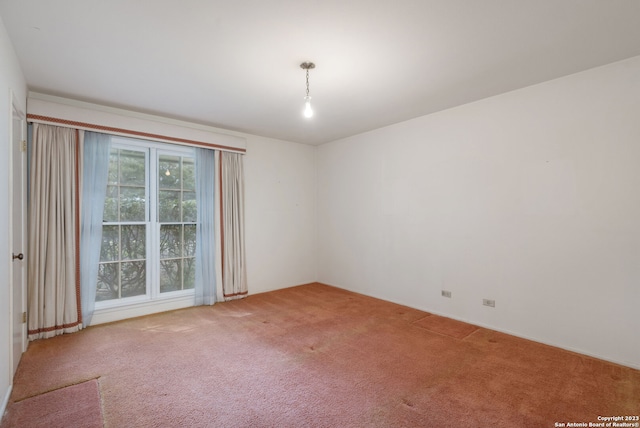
[{"left": 10, "top": 98, "right": 27, "bottom": 376}]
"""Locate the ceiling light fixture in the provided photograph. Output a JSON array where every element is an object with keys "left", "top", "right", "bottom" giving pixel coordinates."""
[{"left": 300, "top": 62, "right": 315, "bottom": 118}]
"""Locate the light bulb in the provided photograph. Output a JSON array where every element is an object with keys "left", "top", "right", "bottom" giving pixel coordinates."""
[{"left": 303, "top": 96, "right": 313, "bottom": 118}]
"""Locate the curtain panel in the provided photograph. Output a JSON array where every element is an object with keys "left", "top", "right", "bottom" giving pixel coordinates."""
[
  {"left": 194, "top": 147, "right": 217, "bottom": 305},
  {"left": 27, "top": 123, "right": 82, "bottom": 339},
  {"left": 220, "top": 151, "right": 248, "bottom": 300},
  {"left": 79, "top": 132, "right": 111, "bottom": 326}
]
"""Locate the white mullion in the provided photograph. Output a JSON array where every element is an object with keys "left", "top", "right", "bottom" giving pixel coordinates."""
[
  {"left": 118, "top": 225, "right": 122, "bottom": 299},
  {"left": 117, "top": 149, "right": 123, "bottom": 300},
  {"left": 148, "top": 147, "right": 158, "bottom": 300},
  {"left": 180, "top": 224, "right": 184, "bottom": 291},
  {"left": 180, "top": 158, "right": 184, "bottom": 291}
]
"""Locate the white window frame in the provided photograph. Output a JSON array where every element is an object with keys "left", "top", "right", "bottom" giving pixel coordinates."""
[{"left": 92, "top": 136, "right": 196, "bottom": 323}]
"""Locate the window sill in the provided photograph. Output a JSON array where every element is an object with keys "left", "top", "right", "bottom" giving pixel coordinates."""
[{"left": 90, "top": 293, "right": 196, "bottom": 326}]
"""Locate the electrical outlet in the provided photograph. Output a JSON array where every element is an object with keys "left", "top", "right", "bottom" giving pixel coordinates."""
[
  {"left": 483, "top": 299, "right": 495, "bottom": 308},
  {"left": 441, "top": 290, "right": 452, "bottom": 298}
]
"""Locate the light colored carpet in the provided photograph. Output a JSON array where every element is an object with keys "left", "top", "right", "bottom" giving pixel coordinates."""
[{"left": 2, "top": 283, "right": 639, "bottom": 427}]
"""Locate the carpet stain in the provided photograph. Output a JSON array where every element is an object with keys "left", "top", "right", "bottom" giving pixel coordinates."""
[{"left": 401, "top": 398, "right": 415, "bottom": 408}]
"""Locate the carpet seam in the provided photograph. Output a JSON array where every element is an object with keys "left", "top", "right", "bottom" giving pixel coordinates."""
[
  {"left": 411, "top": 323, "right": 481, "bottom": 340},
  {"left": 13, "top": 376, "right": 102, "bottom": 403},
  {"left": 411, "top": 314, "right": 481, "bottom": 340}
]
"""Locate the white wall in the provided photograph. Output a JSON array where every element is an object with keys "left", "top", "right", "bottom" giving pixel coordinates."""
[
  {"left": 0, "top": 15, "right": 27, "bottom": 416},
  {"left": 317, "top": 56, "right": 640, "bottom": 369},
  {"left": 244, "top": 135, "right": 317, "bottom": 294}
]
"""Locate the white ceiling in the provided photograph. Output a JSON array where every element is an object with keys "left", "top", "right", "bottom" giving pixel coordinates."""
[{"left": 2, "top": 1, "right": 640, "bottom": 145}]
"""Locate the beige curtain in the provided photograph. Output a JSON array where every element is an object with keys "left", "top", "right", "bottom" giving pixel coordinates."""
[
  {"left": 27, "top": 123, "right": 82, "bottom": 340},
  {"left": 220, "top": 151, "right": 247, "bottom": 300}
]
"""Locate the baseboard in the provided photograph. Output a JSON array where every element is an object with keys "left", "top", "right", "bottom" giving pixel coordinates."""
[
  {"left": 1, "top": 383, "right": 12, "bottom": 421},
  {"left": 317, "top": 282, "right": 640, "bottom": 371},
  {"left": 427, "top": 310, "right": 640, "bottom": 371}
]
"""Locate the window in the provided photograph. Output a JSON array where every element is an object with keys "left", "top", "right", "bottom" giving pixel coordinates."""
[
  {"left": 96, "top": 138, "right": 196, "bottom": 307},
  {"left": 158, "top": 154, "right": 196, "bottom": 292}
]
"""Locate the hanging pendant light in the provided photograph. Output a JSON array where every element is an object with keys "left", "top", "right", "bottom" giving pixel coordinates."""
[{"left": 300, "top": 62, "right": 315, "bottom": 118}]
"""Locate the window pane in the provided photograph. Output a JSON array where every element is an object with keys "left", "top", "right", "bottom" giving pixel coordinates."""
[
  {"left": 121, "top": 225, "right": 146, "bottom": 260},
  {"left": 108, "top": 152, "right": 118, "bottom": 185},
  {"left": 184, "top": 258, "right": 195, "bottom": 290},
  {"left": 119, "top": 150, "right": 145, "bottom": 186},
  {"left": 184, "top": 224, "right": 196, "bottom": 257},
  {"left": 160, "top": 225, "right": 182, "bottom": 258},
  {"left": 160, "top": 259, "right": 181, "bottom": 292},
  {"left": 183, "top": 158, "right": 195, "bottom": 190},
  {"left": 103, "top": 185, "right": 118, "bottom": 222},
  {"left": 159, "top": 155, "right": 181, "bottom": 189},
  {"left": 120, "top": 186, "right": 146, "bottom": 221},
  {"left": 183, "top": 191, "right": 196, "bottom": 222},
  {"left": 97, "top": 263, "right": 119, "bottom": 301},
  {"left": 100, "top": 225, "right": 120, "bottom": 262},
  {"left": 121, "top": 261, "right": 146, "bottom": 297},
  {"left": 158, "top": 190, "right": 181, "bottom": 222}
]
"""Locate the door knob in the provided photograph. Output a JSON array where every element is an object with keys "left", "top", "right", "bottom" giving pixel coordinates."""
[{"left": 12, "top": 253, "right": 23, "bottom": 261}]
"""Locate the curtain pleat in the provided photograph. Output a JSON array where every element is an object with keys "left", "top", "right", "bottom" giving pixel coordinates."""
[
  {"left": 194, "top": 148, "right": 216, "bottom": 305},
  {"left": 220, "top": 152, "right": 247, "bottom": 300},
  {"left": 27, "top": 123, "right": 81, "bottom": 340}
]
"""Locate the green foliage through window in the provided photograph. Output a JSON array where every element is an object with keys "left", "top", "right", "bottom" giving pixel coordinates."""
[{"left": 97, "top": 143, "right": 196, "bottom": 303}]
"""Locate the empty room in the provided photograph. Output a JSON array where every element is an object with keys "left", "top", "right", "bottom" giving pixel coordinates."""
[{"left": 1, "top": 1, "right": 639, "bottom": 427}]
